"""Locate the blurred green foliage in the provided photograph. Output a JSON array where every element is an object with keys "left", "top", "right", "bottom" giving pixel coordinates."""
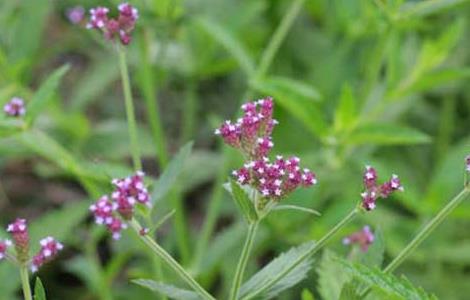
[{"left": 1, "top": 0, "right": 470, "bottom": 299}]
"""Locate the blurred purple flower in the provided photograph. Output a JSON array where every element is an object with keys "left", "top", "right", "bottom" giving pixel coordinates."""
[
  {"left": 66, "top": 6, "right": 85, "bottom": 25},
  {"left": 343, "top": 225, "right": 375, "bottom": 252},
  {"left": 3, "top": 97, "right": 26, "bottom": 117}
]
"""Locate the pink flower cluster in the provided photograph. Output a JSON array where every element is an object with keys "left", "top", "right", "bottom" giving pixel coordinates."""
[
  {"left": 3, "top": 219, "right": 63, "bottom": 272},
  {"left": 215, "top": 97, "right": 278, "bottom": 160},
  {"left": 66, "top": 6, "right": 85, "bottom": 24},
  {"left": 361, "top": 166, "right": 403, "bottom": 211},
  {"left": 87, "top": 3, "right": 139, "bottom": 45},
  {"left": 343, "top": 226, "right": 375, "bottom": 252},
  {"left": 90, "top": 172, "right": 150, "bottom": 240},
  {"left": 31, "top": 237, "right": 63, "bottom": 272},
  {"left": 466, "top": 155, "right": 470, "bottom": 172},
  {"left": 3, "top": 97, "right": 26, "bottom": 117}
]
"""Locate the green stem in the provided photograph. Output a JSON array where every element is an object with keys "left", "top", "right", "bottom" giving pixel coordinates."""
[
  {"left": 254, "top": 0, "right": 305, "bottom": 80},
  {"left": 20, "top": 266, "right": 32, "bottom": 300},
  {"left": 118, "top": 46, "right": 142, "bottom": 171},
  {"left": 229, "top": 221, "right": 260, "bottom": 300},
  {"left": 241, "top": 208, "right": 359, "bottom": 300},
  {"left": 384, "top": 188, "right": 470, "bottom": 273},
  {"left": 129, "top": 219, "right": 215, "bottom": 300},
  {"left": 181, "top": 80, "right": 198, "bottom": 144}
]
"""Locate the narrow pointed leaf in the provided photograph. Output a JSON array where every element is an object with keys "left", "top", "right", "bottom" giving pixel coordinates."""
[
  {"left": 34, "top": 277, "right": 46, "bottom": 300},
  {"left": 346, "top": 123, "right": 431, "bottom": 145},
  {"left": 229, "top": 179, "right": 258, "bottom": 223},
  {"left": 272, "top": 205, "right": 321, "bottom": 216},
  {"left": 133, "top": 279, "right": 201, "bottom": 300}
]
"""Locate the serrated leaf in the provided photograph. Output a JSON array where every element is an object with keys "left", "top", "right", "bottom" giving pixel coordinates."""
[
  {"left": 318, "top": 250, "right": 351, "bottom": 300},
  {"left": 196, "top": 17, "right": 255, "bottom": 75},
  {"left": 229, "top": 179, "right": 258, "bottom": 223},
  {"left": 239, "top": 241, "right": 315, "bottom": 300},
  {"left": 34, "top": 277, "right": 46, "bottom": 300},
  {"left": 338, "top": 282, "right": 361, "bottom": 300},
  {"left": 338, "top": 259, "right": 437, "bottom": 300},
  {"left": 26, "top": 65, "right": 70, "bottom": 125},
  {"left": 133, "top": 279, "right": 201, "bottom": 300},
  {"left": 334, "top": 83, "right": 357, "bottom": 132},
  {"left": 346, "top": 123, "right": 431, "bottom": 145},
  {"left": 151, "top": 142, "right": 193, "bottom": 204}
]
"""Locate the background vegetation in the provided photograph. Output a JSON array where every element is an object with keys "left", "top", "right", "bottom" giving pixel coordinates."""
[{"left": 1, "top": 0, "right": 470, "bottom": 299}]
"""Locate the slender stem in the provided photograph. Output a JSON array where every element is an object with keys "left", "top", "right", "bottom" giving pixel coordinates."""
[
  {"left": 118, "top": 46, "right": 142, "bottom": 171},
  {"left": 20, "top": 266, "right": 32, "bottom": 300},
  {"left": 384, "top": 188, "right": 470, "bottom": 273},
  {"left": 129, "top": 219, "right": 215, "bottom": 300},
  {"left": 241, "top": 208, "right": 359, "bottom": 300},
  {"left": 254, "top": 0, "right": 305, "bottom": 80},
  {"left": 229, "top": 221, "right": 260, "bottom": 300}
]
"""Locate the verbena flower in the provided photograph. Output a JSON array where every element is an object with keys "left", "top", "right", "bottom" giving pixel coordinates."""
[
  {"left": 343, "top": 225, "right": 375, "bottom": 252},
  {"left": 87, "top": 3, "right": 138, "bottom": 45},
  {"left": 466, "top": 155, "right": 470, "bottom": 172},
  {"left": 90, "top": 171, "right": 149, "bottom": 239},
  {"left": 3, "top": 97, "right": 26, "bottom": 117},
  {"left": 0, "top": 239, "right": 12, "bottom": 260},
  {"left": 361, "top": 166, "right": 403, "bottom": 211},
  {"left": 66, "top": 6, "right": 85, "bottom": 24},
  {"left": 7, "top": 218, "right": 29, "bottom": 262},
  {"left": 31, "top": 237, "right": 63, "bottom": 272}
]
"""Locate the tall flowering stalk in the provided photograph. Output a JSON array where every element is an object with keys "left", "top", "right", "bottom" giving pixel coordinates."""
[{"left": 1, "top": 219, "right": 63, "bottom": 300}]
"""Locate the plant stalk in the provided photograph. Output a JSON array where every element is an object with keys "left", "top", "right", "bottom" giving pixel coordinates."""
[
  {"left": 118, "top": 46, "right": 142, "bottom": 171},
  {"left": 241, "top": 207, "right": 359, "bottom": 300},
  {"left": 229, "top": 221, "right": 260, "bottom": 300},
  {"left": 20, "top": 266, "right": 32, "bottom": 300},
  {"left": 129, "top": 219, "right": 215, "bottom": 300}
]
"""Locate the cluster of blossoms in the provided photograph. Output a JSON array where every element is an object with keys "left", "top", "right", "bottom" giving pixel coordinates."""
[
  {"left": 87, "top": 3, "right": 139, "bottom": 45},
  {"left": 90, "top": 171, "right": 150, "bottom": 239},
  {"left": 361, "top": 166, "right": 403, "bottom": 211},
  {"left": 343, "top": 226, "right": 375, "bottom": 252},
  {"left": 2, "top": 219, "right": 63, "bottom": 272},
  {"left": 66, "top": 6, "right": 85, "bottom": 25},
  {"left": 466, "top": 155, "right": 470, "bottom": 173},
  {"left": 216, "top": 98, "right": 317, "bottom": 209},
  {"left": 3, "top": 97, "right": 26, "bottom": 117}
]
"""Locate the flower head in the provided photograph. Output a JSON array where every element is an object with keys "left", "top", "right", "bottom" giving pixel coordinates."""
[
  {"left": 343, "top": 226, "right": 375, "bottom": 252},
  {"left": 215, "top": 97, "right": 277, "bottom": 160},
  {"left": 31, "top": 237, "right": 63, "bottom": 272},
  {"left": 360, "top": 166, "right": 403, "bottom": 211},
  {"left": 4, "top": 97, "right": 26, "bottom": 117},
  {"left": 66, "top": 6, "right": 85, "bottom": 24},
  {"left": 87, "top": 3, "right": 138, "bottom": 45},
  {"left": 7, "top": 218, "right": 29, "bottom": 261},
  {"left": 0, "top": 239, "right": 12, "bottom": 260},
  {"left": 466, "top": 155, "right": 470, "bottom": 172}
]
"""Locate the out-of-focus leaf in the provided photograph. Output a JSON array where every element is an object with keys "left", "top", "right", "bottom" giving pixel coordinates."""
[
  {"left": 0, "top": 119, "right": 24, "bottom": 137},
  {"left": 338, "top": 282, "right": 361, "bottom": 300},
  {"left": 179, "top": 151, "right": 223, "bottom": 192},
  {"left": 0, "top": 263, "right": 19, "bottom": 300},
  {"left": 318, "top": 250, "right": 351, "bottom": 300},
  {"left": 405, "top": 68, "right": 470, "bottom": 94},
  {"left": 346, "top": 123, "right": 431, "bottom": 145},
  {"left": 398, "top": 0, "right": 469, "bottom": 18},
  {"left": 196, "top": 17, "right": 255, "bottom": 75},
  {"left": 229, "top": 179, "right": 258, "bottom": 223},
  {"left": 133, "top": 279, "right": 201, "bottom": 300},
  {"left": 301, "top": 289, "right": 315, "bottom": 300},
  {"left": 272, "top": 205, "right": 321, "bottom": 216},
  {"left": 34, "top": 278, "right": 46, "bottom": 300},
  {"left": 334, "top": 84, "right": 357, "bottom": 132},
  {"left": 26, "top": 65, "right": 69, "bottom": 125},
  {"left": 252, "top": 76, "right": 322, "bottom": 102},
  {"left": 359, "top": 227, "right": 385, "bottom": 268},
  {"left": 339, "top": 259, "right": 438, "bottom": 300},
  {"left": 151, "top": 142, "right": 193, "bottom": 204},
  {"left": 239, "top": 241, "right": 315, "bottom": 300},
  {"left": 252, "top": 79, "right": 327, "bottom": 138}
]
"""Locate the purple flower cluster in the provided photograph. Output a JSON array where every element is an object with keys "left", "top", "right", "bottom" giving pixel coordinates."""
[
  {"left": 343, "top": 225, "right": 375, "bottom": 252},
  {"left": 90, "top": 172, "right": 150, "bottom": 240},
  {"left": 3, "top": 97, "right": 26, "bottom": 117},
  {"left": 215, "top": 97, "right": 278, "bottom": 160},
  {"left": 31, "top": 237, "right": 63, "bottom": 272},
  {"left": 87, "top": 3, "right": 139, "bottom": 45},
  {"left": 466, "top": 155, "right": 470, "bottom": 173},
  {"left": 233, "top": 156, "right": 317, "bottom": 202},
  {"left": 66, "top": 6, "right": 85, "bottom": 24},
  {"left": 3, "top": 219, "right": 63, "bottom": 271},
  {"left": 361, "top": 166, "right": 403, "bottom": 211}
]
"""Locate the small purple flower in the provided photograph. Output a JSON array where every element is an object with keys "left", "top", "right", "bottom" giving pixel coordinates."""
[
  {"left": 343, "top": 226, "right": 375, "bottom": 252},
  {"left": 31, "top": 237, "right": 63, "bottom": 272},
  {"left": 66, "top": 6, "right": 85, "bottom": 24},
  {"left": 4, "top": 97, "right": 26, "bottom": 117},
  {"left": 360, "top": 166, "right": 403, "bottom": 211},
  {"left": 90, "top": 196, "right": 117, "bottom": 225},
  {"left": 466, "top": 155, "right": 470, "bottom": 172},
  {"left": 87, "top": 6, "right": 109, "bottom": 29},
  {"left": 7, "top": 218, "right": 29, "bottom": 261},
  {"left": 0, "top": 239, "right": 12, "bottom": 260}
]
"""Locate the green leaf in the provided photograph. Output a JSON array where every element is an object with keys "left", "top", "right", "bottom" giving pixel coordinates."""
[
  {"left": 133, "top": 279, "right": 201, "bottom": 300},
  {"left": 34, "top": 277, "right": 46, "bottom": 300},
  {"left": 398, "top": 0, "right": 469, "bottom": 18},
  {"left": 151, "top": 142, "right": 193, "bottom": 204},
  {"left": 195, "top": 17, "right": 255, "bottom": 75},
  {"left": 317, "top": 250, "right": 351, "bottom": 300},
  {"left": 339, "top": 259, "right": 437, "bottom": 300},
  {"left": 239, "top": 241, "right": 315, "bottom": 299},
  {"left": 251, "top": 78, "right": 327, "bottom": 138},
  {"left": 26, "top": 65, "right": 70, "bottom": 125},
  {"left": 338, "top": 282, "right": 361, "bottom": 300},
  {"left": 346, "top": 123, "right": 431, "bottom": 145},
  {"left": 272, "top": 205, "right": 321, "bottom": 216},
  {"left": 301, "top": 289, "right": 315, "bottom": 300},
  {"left": 334, "top": 84, "right": 357, "bottom": 132},
  {"left": 229, "top": 179, "right": 258, "bottom": 223},
  {"left": 0, "top": 119, "right": 24, "bottom": 137}
]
